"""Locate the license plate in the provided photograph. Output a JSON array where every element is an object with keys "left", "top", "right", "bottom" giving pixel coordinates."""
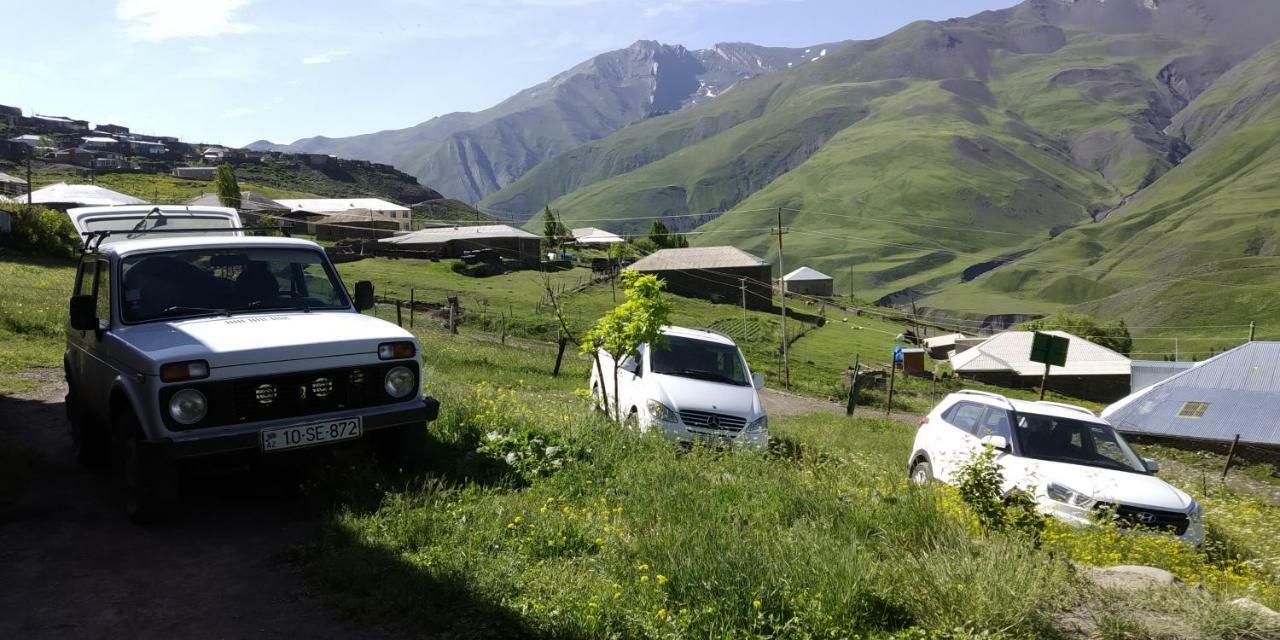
[{"left": 261, "top": 418, "right": 362, "bottom": 452}]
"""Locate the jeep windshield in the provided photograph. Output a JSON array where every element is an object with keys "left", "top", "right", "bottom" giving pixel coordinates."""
[
  {"left": 649, "top": 336, "right": 749, "bottom": 386},
  {"left": 120, "top": 248, "right": 349, "bottom": 323},
  {"left": 1012, "top": 412, "right": 1147, "bottom": 473}
]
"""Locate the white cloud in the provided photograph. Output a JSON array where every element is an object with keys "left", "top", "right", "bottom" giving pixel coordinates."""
[
  {"left": 301, "top": 49, "right": 351, "bottom": 65},
  {"left": 221, "top": 96, "right": 283, "bottom": 119},
  {"left": 116, "top": 0, "right": 255, "bottom": 41}
]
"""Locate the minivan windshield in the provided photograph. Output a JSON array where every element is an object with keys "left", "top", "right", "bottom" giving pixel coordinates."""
[
  {"left": 649, "top": 335, "right": 749, "bottom": 386},
  {"left": 1013, "top": 412, "right": 1147, "bottom": 473},
  {"left": 120, "top": 248, "right": 348, "bottom": 323}
]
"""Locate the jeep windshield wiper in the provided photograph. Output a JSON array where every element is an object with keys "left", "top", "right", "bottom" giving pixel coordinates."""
[{"left": 160, "top": 305, "right": 229, "bottom": 318}]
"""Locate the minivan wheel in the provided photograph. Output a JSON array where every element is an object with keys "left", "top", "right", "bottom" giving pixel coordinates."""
[
  {"left": 66, "top": 385, "right": 109, "bottom": 470},
  {"left": 113, "top": 412, "right": 177, "bottom": 524},
  {"left": 910, "top": 460, "right": 934, "bottom": 486}
]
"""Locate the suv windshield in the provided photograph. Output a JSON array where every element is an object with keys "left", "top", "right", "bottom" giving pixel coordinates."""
[
  {"left": 121, "top": 248, "right": 348, "bottom": 323},
  {"left": 649, "top": 335, "right": 749, "bottom": 386},
  {"left": 1013, "top": 412, "right": 1146, "bottom": 473}
]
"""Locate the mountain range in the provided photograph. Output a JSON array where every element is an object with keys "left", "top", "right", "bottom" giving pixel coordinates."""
[{"left": 261, "top": 0, "right": 1280, "bottom": 341}]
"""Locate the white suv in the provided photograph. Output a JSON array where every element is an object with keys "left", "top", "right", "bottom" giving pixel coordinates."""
[
  {"left": 908, "top": 390, "right": 1203, "bottom": 544},
  {"left": 63, "top": 206, "right": 439, "bottom": 521},
  {"left": 590, "top": 326, "right": 768, "bottom": 449}
]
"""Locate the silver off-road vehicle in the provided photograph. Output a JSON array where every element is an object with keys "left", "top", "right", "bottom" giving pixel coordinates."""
[{"left": 63, "top": 205, "right": 439, "bottom": 521}]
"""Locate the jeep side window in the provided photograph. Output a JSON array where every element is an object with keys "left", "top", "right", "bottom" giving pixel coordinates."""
[
  {"left": 945, "top": 402, "right": 984, "bottom": 433},
  {"left": 94, "top": 259, "right": 110, "bottom": 326},
  {"left": 74, "top": 258, "right": 94, "bottom": 296}
]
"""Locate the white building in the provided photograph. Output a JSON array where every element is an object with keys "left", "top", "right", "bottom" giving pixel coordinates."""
[
  {"left": 571, "top": 227, "right": 625, "bottom": 245},
  {"left": 26, "top": 183, "right": 146, "bottom": 209},
  {"left": 275, "top": 197, "right": 413, "bottom": 232},
  {"left": 950, "top": 330, "right": 1132, "bottom": 402}
]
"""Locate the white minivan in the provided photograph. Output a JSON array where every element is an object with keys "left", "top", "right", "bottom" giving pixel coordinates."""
[
  {"left": 590, "top": 326, "right": 768, "bottom": 449},
  {"left": 908, "top": 390, "right": 1204, "bottom": 543}
]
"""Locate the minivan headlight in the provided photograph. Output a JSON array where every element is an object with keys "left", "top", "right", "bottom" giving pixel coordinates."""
[
  {"left": 646, "top": 399, "right": 679, "bottom": 423},
  {"left": 1046, "top": 482, "right": 1096, "bottom": 509},
  {"left": 169, "top": 388, "right": 208, "bottom": 425},
  {"left": 384, "top": 366, "right": 416, "bottom": 399},
  {"left": 744, "top": 416, "right": 768, "bottom": 433}
]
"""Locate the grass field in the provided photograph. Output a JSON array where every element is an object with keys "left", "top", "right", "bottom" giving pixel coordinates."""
[
  {"left": 26, "top": 170, "right": 314, "bottom": 204},
  {"left": 0, "top": 255, "right": 75, "bottom": 393}
]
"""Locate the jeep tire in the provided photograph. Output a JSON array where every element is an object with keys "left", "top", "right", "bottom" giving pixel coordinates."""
[
  {"left": 373, "top": 423, "right": 428, "bottom": 471},
  {"left": 113, "top": 411, "right": 178, "bottom": 524},
  {"left": 66, "top": 383, "right": 109, "bottom": 470}
]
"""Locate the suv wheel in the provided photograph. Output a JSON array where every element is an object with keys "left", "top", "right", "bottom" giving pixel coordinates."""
[
  {"left": 113, "top": 411, "right": 177, "bottom": 523},
  {"left": 66, "top": 384, "right": 109, "bottom": 470},
  {"left": 910, "top": 460, "right": 934, "bottom": 486}
]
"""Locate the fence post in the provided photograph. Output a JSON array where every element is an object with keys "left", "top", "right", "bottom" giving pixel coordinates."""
[
  {"left": 885, "top": 361, "right": 897, "bottom": 417},
  {"left": 409, "top": 288, "right": 415, "bottom": 329},
  {"left": 500, "top": 314, "right": 507, "bottom": 345},
  {"left": 845, "top": 354, "right": 860, "bottom": 417},
  {"left": 1222, "top": 434, "right": 1241, "bottom": 480},
  {"left": 396, "top": 300, "right": 403, "bottom": 327}
]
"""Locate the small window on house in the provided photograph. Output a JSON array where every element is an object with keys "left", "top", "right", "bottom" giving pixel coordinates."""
[{"left": 1177, "top": 402, "right": 1210, "bottom": 418}]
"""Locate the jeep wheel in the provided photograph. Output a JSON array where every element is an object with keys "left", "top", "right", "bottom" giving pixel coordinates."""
[
  {"left": 113, "top": 412, "right": 177, "bottom": 524},
  {"left": 66, "top": 385, "right": 109, "bottom": 470},
  {"left": 373, "top": 424, "right": 428, "bottom": 472},
  {"left": 910, "top": 460, "right": 934, "bottom": 486}
]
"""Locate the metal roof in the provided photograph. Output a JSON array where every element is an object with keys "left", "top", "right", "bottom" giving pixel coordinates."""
[
  {"left": 628, "top": 246, "right": 768, "bottom": 271},
  {"left": 275, "top": 198, "right": 410, "bottom": 213},
  {"left": 379, "top": 224, "right": 539, "bottom": 245},
  {"left": 951, "top": 330, "right": 1131, "bottom": 377},
  {"left": 783, "top": 266, "right": 832, "bottom": 281},
  {"left": 1129, "top": 360, "right": 1196, "bottom": 394},
  {"left": 27, "top": 183, "right": 145, "bottom": 206},
  {"left": 184, "top": 191, "right": 287, "bottom": 212},
  {"left": 0, "top": 172, "right": 27, "bottom": 185},
  {"left": 571, "top": 227, "right": 624, "bottom": 244},
  {"left": 1102, "top": 342, "right": 1280, "bottom": 446}
]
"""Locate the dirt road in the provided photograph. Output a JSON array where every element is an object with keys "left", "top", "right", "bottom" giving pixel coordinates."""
[{"left": 0, "top": 370, "right": 405, "bottom": 640}]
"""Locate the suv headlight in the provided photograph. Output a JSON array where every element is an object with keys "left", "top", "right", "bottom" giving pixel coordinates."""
[
  {"left": 646, "top": 399, "right": 679, "bottom": 423},
  {"left": 384, "top": 366, "right": 416, "bottom": 399},
  {"left": 1046, "top": 482, "right": 1097, "bottom": 509},
  {"left": 744, "top": 416, "right": 768, "bottom": 433},
  {"left": 169, "top": 388, "right": 208, "bottom": 425}
]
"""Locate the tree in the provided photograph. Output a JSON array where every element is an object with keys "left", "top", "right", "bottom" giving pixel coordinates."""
[
  {"left": 214, "top": 163, "right": 241, "bottom": 211},
  {"left": 648, "top": 219, "right": 688, "bottom": 249},
  {"left": 1023, "top": 312, "right": 1132, "bottom": 355},
  {"left": 542, "top": 205, "right": 567, "bottom": 248},
  {"left": 581, "top": 271, "right": 673, "bottom": 422}
]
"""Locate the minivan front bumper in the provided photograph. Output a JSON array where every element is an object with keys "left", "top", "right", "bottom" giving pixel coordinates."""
[{"left": 148, "top": 395, "right": 440, "bottom": 459}]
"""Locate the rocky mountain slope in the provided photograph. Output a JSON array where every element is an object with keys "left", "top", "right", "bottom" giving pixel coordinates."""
[{"left": 258, "top": 40, "right": 847, "bottom": 203}]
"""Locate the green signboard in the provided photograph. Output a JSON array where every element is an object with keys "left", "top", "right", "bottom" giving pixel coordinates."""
[{"left": 1030, "top": 332, "right": 1069, "bottom": 368}]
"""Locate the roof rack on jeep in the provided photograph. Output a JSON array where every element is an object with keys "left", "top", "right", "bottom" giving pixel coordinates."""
[
  {"left": 1034, "top": 401, "right": 1097, "bottom": 417},
  {"left": 80, "top": 226, "right": 291, "bottom": 252},
  {"left": 955, "top": 389, "right": 1015, "bottom": 407}
]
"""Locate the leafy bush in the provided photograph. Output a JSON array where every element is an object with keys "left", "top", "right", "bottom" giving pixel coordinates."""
[
  {"left": 478, "top": 427, "right": 579, "bottom": 479},
  {"left": 954, "top": 446, "right": 1044, "bottom": 539},
  {"left": 2, "top": 204, "right": 79, "bottom": 258}
]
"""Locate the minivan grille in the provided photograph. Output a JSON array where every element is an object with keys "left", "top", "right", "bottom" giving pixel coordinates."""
[
  {"left": 680, "top": 410, "right": 747, "bottom": 433},
  {"left": 1096, "top": 503, "right": 1191, "bottom": 536}
]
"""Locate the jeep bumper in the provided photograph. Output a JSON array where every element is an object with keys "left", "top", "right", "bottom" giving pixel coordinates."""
[{"left": 150, "top": 396, "right": 440, "bottom": 459}]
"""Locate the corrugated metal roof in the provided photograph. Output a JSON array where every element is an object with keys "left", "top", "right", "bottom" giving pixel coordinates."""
[
  {"left": 951, "top": 330, "right": 1131, "bottom": 377},
  {"left": 783, "top": 266, "right": 832, "bottom": 281},
  {"left": 27, "top": 183, "right": 145, "bottom": 206},
  {"left": 628, "top": 246, "right": 768, "bottom": 271},
  {"left": 571, "top": 227, "right": 624, "bottom": 243},
  {"left": 275, "top": 198, "right": 410, "bottom": 213},
  {"left": 922, "top": 333, "right": 969, "bottom": 349},
  {"left": 1102, "top": 342, "right": 1280, "bottom": 446},
  {"left": 379, "top": 224, "right": 539, "bottom": 244}
]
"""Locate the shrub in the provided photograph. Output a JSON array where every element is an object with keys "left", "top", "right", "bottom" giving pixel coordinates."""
[
  {"left": 3, "top": 204, "right": 79, "bottom": 258},
  {"left": 953, "top": 446, "right": 1044, "bottom": 539}
]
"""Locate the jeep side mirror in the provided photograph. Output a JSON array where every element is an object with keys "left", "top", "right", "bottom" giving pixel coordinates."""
[
  {"left": 1143, "top": 457, "right": 1160, "bottom": 474},
  {"left": 752, "top": 373, "right": 765, "bottom": 389},
  {"left": 980, "top": 435, "right": 1010, "bottom": 452},
  {"left": 69, "top": 295, "right": 98, "bottom": 331},
  {"left": 353, "top": 281, "right": 375, "bottom": 312}
]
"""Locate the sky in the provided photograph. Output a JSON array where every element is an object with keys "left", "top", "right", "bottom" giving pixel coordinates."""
[{"left": 0, "top": 0, "right": 1018, "bottom": 147}]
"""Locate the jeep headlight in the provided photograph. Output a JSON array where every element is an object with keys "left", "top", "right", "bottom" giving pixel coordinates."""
[
  {"left": 384, "top": 366, "right": 416, "bottom": 399},
  {"left": 169, "top": 388, "right": 208, "bottom": 425},
  {"left": 1046, "top": 482, "right": 1096, "bottom": 509},
  {"left": 646, "top": 399, "right": 679, "bottom": 423},
  {"left": 744, "top": 416, "right": 768, "bottom": 433}
]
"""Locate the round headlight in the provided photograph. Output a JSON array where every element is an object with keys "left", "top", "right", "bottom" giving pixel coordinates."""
[
  {"left": 384, "top": 366, "right": 416, "bottom": 399},
  {"left": 169, "top": 388, "right": 208, "bottom": 425}
]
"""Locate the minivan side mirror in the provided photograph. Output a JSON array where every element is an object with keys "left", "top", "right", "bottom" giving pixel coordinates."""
[
  {"left": 980, "top": 435, "right": 1010, "bottom": 452},
  {"left": 751, "top": 372, "right": 765, "bottom": 390},
  {"left": 1143, "top": 457, "right": 1160, "bottom": 473},
  {"left": 69, "top": 295, "right": 98, "bottom": 331},
  {"left": 620, "top": 355, "right": 639, "bottom": 374},
  {"left": 353, "top": 281, "right": 375, "bottom": 312}
]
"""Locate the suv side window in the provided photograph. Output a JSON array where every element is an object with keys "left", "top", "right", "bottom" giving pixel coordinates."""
[
  {"left": 94, "top": 258, "right": 111, "bottom": 326},
  {"left": 975, "top": 407, "right": 1012, "bottom": 440},
  {"left": 945, "top": 402, "right": 985, "bottom": 433}
]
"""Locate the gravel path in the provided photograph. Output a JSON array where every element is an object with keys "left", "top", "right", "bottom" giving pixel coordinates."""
[{"left": 0, "top": 370, "right": 407, "bottom": 640}]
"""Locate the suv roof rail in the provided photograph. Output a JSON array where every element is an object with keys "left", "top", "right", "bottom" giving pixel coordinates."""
[
  {"left": 1035, "top": 401, "right": 1096, "bottom": 417},
  {"left": 80, "top": 226, "right": 290, "bottom": 252},
  {"left": 955, "top": 389, "right": 1015, "bottom": 408},
  {"left": 686, "top": 327, "right": 736, "bottom": 342}
]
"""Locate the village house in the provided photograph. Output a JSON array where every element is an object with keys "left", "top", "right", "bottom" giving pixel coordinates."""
[
  {"left": 275, "top": 197, "right": 413, "bottom": 232},
  {"left": 172, "top": 166, "right": 218, "bottom": 180},
  {"left": 94, "top": 123, "right": 130, "bottom": 136},
  {"left": 80, "top": 136, "right": 120, "bottom": 151},
  {"left": 949, "top": 330, "right": 1132, "bottom": 402},
  {"left": 30, "top": 114, "right": 89, "bottom": 132},
  {"left": 378, "top": 224, "right": 542, "bottom": 261},
  {"left": 627, "top": 246, "right": 773, "bottom": 310},
  {"left": 24, "top": 182, "right": 145, "bottom": 210},
  {"left": 0, "top": 172, "right": 27, "bottom": 196},
  {"left": 782, "top": 266, "right": 834, "bottom": 297},
  {"left": 129, "top": 140, "right": 168, "bottom": 156},
  {"left": 571, "top": 227, "right": 625, "bottom": 246}
]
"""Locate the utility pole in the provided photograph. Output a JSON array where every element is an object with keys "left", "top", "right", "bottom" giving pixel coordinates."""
[
  {"left": 739, "top": 278, "right": 748, "bottom": 328},
  {"left": 25, "top": 146, "right": 33, "bottom": 206},
  {"left": 775, "top": 207, "right": 790, "bottom": 389}
]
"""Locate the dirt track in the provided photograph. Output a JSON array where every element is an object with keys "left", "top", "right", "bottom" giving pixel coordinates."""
[{"left": 0, "top": 370, "right": 405, "bottom": 640}]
